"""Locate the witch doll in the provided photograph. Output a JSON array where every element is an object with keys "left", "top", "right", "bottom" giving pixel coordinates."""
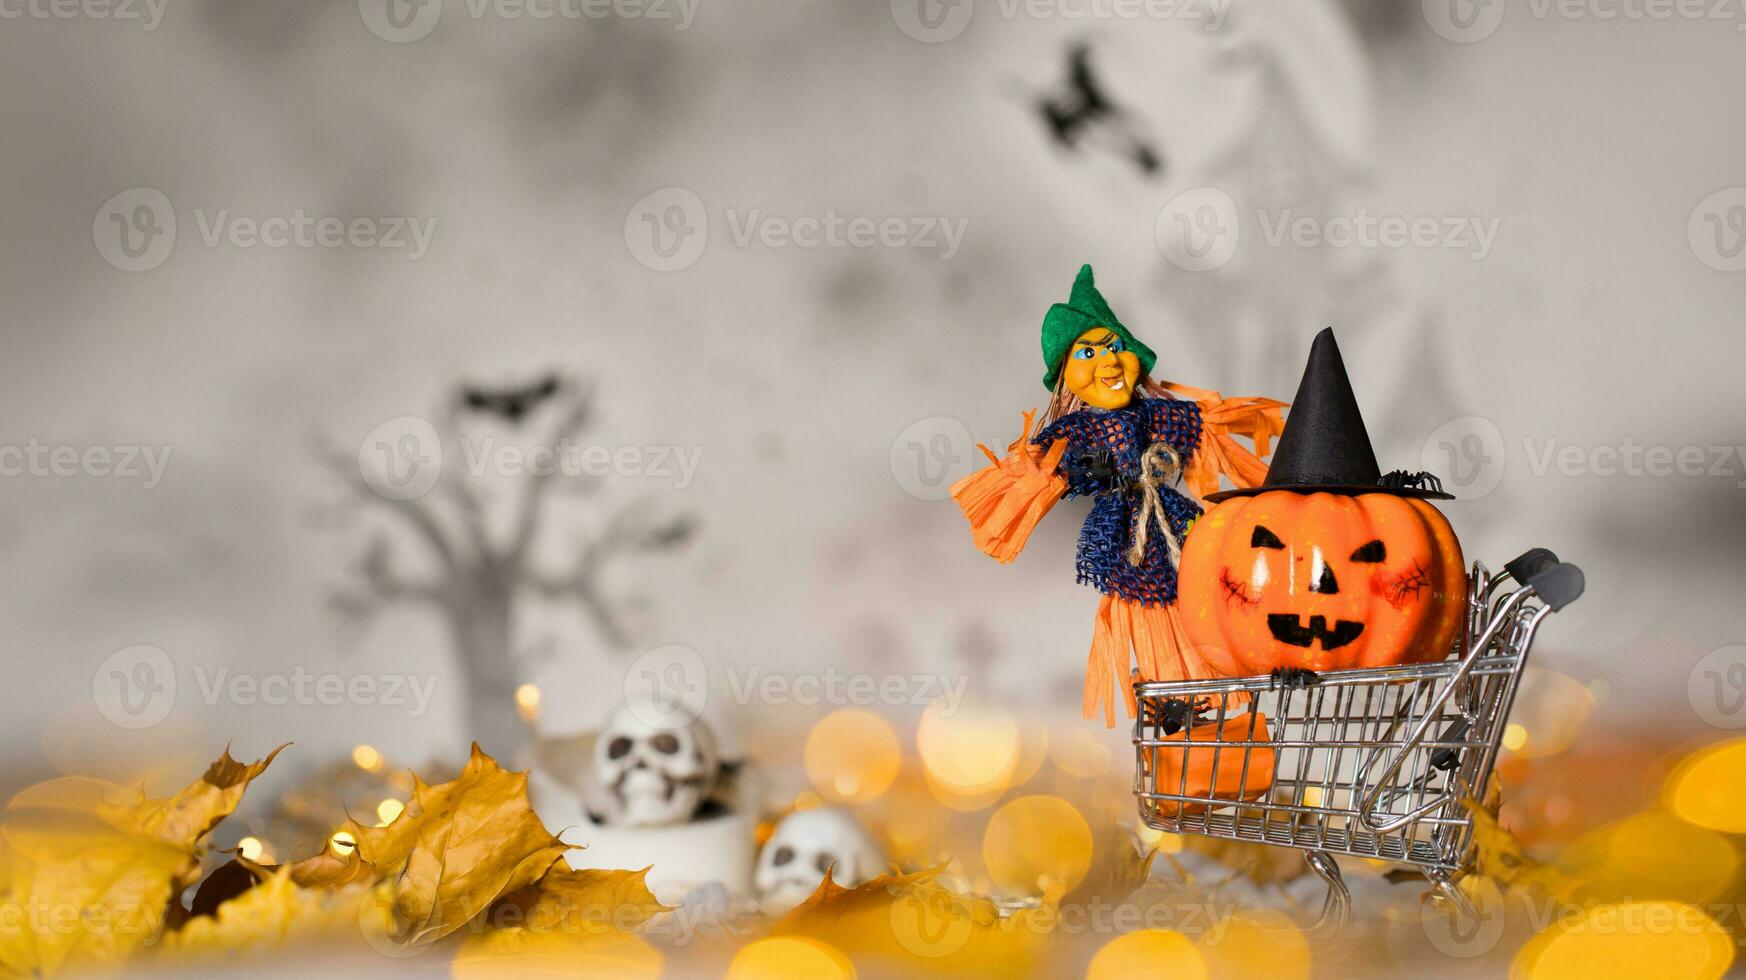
[{"left": 951, "top": 265, "right": 1286, "bottom": 727}]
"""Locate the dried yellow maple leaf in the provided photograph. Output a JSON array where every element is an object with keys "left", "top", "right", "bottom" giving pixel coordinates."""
[
  {"left": 160, "top": 867, "right": 376, "bottom": 960},
  {"left": 489, "top": 864, "right": 668, "bottom": 936},
  {"left": 0, "top": 747, "right": 281, "bottom": 978},
  {"left": 773, "top": 869, "right": 1048, "bottom": 974},
  {"left": 1063, "top": 826, "right": 1159, "bottom": 906},
  {"left": 451, "top": 866, "right": 669, "bottom": 979},
  {"left": 105, "top": 748, "right": 284, "bottom": 845},
  {"left": 1464, "top": 796, "right": 1579, "bottom": 903},
  {"left": 185, "top": 844, "right": 378, "bottom": 920},
  {"left": 339, "top": 744, "right": 569, "bottom": 947},
  {"left": 268, "top": 842, "right": 378, "bottom": 890}
]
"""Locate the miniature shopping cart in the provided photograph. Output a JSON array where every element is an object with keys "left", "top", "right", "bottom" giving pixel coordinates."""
[{"left": 1132, "top": 548, "right": 1585, "bottom": 927}]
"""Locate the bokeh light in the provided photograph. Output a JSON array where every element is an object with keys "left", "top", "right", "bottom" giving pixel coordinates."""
[
  {"left": 1198, "top": 909, "right": 1309, "bottom": 980},
  {"left": 376, "top": 798, "right": 405, "bottom": 826},
  {"left": 882, "top": 774, "right": 951, "bottom": 865},
  {"left": 351, "top": 744, "right": 383, "bottom": 772},
  {"left": 804, "top": 709, "right": 900, "bottom": 804},
  {"left": 514, "top": 683, "right": 542, "bottom": 722},
  {"left": 725, "top": 937, "right": 855, "bottom": 979},
  {"left": 1087, "top": 929, "right": 1207, "bottom": 980},
  {"left": 1559, "top": 810, "right": 1740, "bottom": 904},
  {"left": 1047, "top": 727, "right": 1113, "bottom": 779},
  {"left": 1136, "top": 822, "right": 1184, "bottom": 854},
  {"left": 917, "top": 702, "right": 1023, "bottom": 810},
  {"left": 917, "top": 702, "right": 1019, "bottom": 788},
  {"left": 235, "top": 836, "right": 266, "bottom": 862},
  {"left": 1664, "top": 737, "right": 1746, "bottom": 833},
  {"left": 1513, "top": 902, "right": 1733, "bottom": 980},
  {"left": 981, "top": 795, "right": 1093, "bottom": 897},
  {"left": 1506, "top": 669, "right": 1593, "bottom": 758}
]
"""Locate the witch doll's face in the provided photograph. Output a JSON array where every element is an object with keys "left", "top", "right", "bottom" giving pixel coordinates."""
[{"left": 1062, "top": 327, "right": 1142, "bottom": 409}]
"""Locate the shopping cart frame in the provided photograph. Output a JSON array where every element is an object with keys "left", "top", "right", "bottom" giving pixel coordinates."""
[{"left": 1132, "top": 548, "right": 1584, "bottom": 927}]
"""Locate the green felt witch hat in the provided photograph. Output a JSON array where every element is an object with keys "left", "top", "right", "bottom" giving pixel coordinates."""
[{"left": 1039, "top": 264, "right": 1157, "bottom": 391}]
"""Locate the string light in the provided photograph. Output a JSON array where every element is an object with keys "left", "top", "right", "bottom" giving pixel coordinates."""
[
  {"left": 515, "top": 684, "right": 542, "bottom": 722},
  {"left": 351, "top": 745, "right": 383, "bottom": 772}
]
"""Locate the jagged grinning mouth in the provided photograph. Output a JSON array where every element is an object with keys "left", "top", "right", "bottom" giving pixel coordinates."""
[
  {"left": 1267, "top": 614, "right": 1365, "bottom": 650},
  {"left": 612, "top": 768, "right": 709, "bottom": 804}
]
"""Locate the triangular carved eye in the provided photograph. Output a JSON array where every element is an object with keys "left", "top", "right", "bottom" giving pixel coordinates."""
[
  {"left": 1350, "top": 539, "right": 1387, "bottom": 563},
  {"left": 1250, "top": 525, "right": 1285, "bottom": 549}
]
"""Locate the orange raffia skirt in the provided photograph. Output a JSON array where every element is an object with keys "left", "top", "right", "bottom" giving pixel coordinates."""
[{"left": 1084, "top": 594, "right": 1236, "bottom": 728}]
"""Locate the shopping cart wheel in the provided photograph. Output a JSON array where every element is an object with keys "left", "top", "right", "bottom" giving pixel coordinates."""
[
  {"left": 1424, "top": 868, "right": 1479, "bottom": 923},
  {"left": 1304, "top": 851, "right": 1350, "bottom": 932}
]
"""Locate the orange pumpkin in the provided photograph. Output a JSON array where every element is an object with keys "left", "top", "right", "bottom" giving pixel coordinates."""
[
  {"left": 1177, "top": 491, "right": 1464, "bottom": 677},
  {"left": 1144, "top": 712, "right": 1277, "bottom": 817}
]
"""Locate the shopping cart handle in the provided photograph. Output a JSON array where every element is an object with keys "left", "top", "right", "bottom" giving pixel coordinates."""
[
  {"left": 1503, "top": 548, "right": 1559, "bottom": 583},
  {"left": 1530, "top": 563, "right": 1584, "bottom": 611},
  {"left": 1503, "top": 548, "right": 1584, "bottom": 611}
]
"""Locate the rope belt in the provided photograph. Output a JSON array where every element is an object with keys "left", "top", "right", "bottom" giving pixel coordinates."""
[{"left": 1127, "top": 441, "right": 1183, "bottom": 569}]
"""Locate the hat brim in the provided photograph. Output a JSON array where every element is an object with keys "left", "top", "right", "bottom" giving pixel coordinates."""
[{"left": 1202, "top": 483, "right": 1456, "bottom": 504}]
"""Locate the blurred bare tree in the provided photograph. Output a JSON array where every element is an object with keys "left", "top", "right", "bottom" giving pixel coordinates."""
[{"left": 326, "top": 377, "right": 694, "bottom": 755}]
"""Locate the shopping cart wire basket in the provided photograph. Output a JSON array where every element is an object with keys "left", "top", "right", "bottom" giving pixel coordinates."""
[{"left": 1132, "top": 548, "right": 1584, "bottom": 928}]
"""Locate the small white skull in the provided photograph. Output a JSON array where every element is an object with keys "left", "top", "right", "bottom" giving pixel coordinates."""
[
  {"left": 754, "top": 807, "right": 887, "bottom": 916},
  {"left": 586, "top": 701, "right": 720, "bottom": 828}
]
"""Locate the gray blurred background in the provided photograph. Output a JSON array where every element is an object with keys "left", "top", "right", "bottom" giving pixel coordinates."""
[{"left": 1, "top": 0, "right": 1743, "bottom": 799}]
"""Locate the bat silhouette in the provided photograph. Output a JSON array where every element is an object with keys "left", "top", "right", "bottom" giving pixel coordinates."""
[
  {"left": 1035, "top": 43, "right": 1163, "bottom": 177},
  {"left": 460, "top": 374, "right": 562, "bottom": 424}
]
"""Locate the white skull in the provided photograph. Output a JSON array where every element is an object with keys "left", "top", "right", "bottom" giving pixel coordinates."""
[
  {"left": 753, "top": 807, "right": 887, "bottom": 916},
  {"left": 586, "top": 701, "right": 720, "bottom": 828}
]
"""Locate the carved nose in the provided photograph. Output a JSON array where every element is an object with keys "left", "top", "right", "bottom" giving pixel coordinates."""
[{"left": 1311, "top": 564, "right": 1340, "bottom": 594}]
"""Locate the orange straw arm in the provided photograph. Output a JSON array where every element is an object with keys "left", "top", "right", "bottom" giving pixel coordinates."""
[
  {"left": 950, "top": 412, "right": 1067, "bottom": 564},
  {"left": 1160, "top": 382, "right": 1287, "bottom": 499}
]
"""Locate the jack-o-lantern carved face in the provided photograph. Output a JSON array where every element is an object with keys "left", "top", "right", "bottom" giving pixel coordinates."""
[{"left": 1178, "top": 492, "right": 1465, "bottom": 676}]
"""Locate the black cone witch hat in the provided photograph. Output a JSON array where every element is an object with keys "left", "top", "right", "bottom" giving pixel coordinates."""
[{"left": 1205, "top": 327, "right": 1454, "bottom": 502}]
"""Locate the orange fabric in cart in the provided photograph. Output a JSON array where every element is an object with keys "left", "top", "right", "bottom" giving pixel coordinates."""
[{"left": 1144, "top": 712, "right": 1277, "bottom": 818}]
